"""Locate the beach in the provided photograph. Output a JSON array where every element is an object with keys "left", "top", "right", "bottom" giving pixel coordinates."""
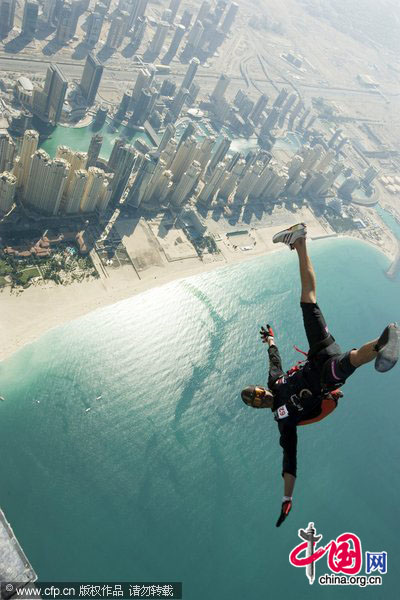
[{"left": 0, "top": 206, "right": 396, "bottom": 363}]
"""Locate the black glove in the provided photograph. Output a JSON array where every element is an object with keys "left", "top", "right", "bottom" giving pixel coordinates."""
[
  {"left": 260, "top": 324, "right": 274, "bottom": 344},
  {"left": 276, "top": 500, "right": 292, "bottom": 527}
]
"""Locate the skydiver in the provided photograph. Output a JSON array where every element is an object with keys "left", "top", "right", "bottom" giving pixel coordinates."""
[{"left": 241, "top": 223, "right": 400, "bottom": 527}]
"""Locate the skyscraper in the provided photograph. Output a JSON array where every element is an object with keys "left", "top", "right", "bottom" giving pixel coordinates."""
[
  {"left": 125, "top": 154, "right": 156, "bottom": 208},
  {"left": 0, "top": 0, "right": 16, "bottom": 38},
  {"left": 130, "top": 88, "right": 153, "bottom": 126},
  {"left": 168, "top": 135, "right": 197, "bottom": 182},
  {"left": 131, "top": 15, "right": 147, "bottom": 49},
  {"left": 212, "top": 0, "right": 227, "bottom": 26},
  {"left": 116, "top": 91, "right": 132, "bottom": 119},
  {"left": 273, "top": 88, "right": 289, "bottom": 108},
  {"left": 64, "top": 169, "right": 88, "bottom": 213},
  {"left": 140, "top": 159, "right": 172, "bottom": 208},
  {"left": 181, "top": 58, "right": 200, "bottom": 91},
  {"left": 196, "top": 1, "right": 211, "bottom": 23},
  {"left": 177, "top": 122, "right": 196, "bottom": 149},
  {"left": 162, "top": 24, "right": 185, "bottom": 62},
  {"left": 221, "top": 2, "right": 238, "bottom": 34},
  {"left": 46, "top": 64, "right": 68, "bottom": 124},
  {"left": 316, "top": 148, "right": 336, "bottom": 173},
  {"left": 170, "top": 160, "right": 201, "bottom": 207},
  {"left": 207, "top": 135, "right": 231, "bottom": 173},
  {"left": 328, "top": 129, "right": 342, "bottom": 149},
  {"left": 87, "top": 134, "right": 103, "bottom": 168},
  {"left": 159, "top": 138, "right": 178, "bottom": 169},
  {"left": 250, "top": 93, "right": 268, "bottom": 126},
  {"left": 18, "top": 129, "right": 39, "bottom": 194},
  {"left": 21, "top": 0, "right": 39, "bottom": 37},
  {"left": 108, "top": 138, "right": 125, "bottom": 172},
  {"left": 160, "top": 79, "right": 176, "bottom": 97},
  {"left": 180, "top": 9, "right": 192, "bottom": 29},
  {"left": 0, "top": 172, "right": 16, "bottom": 213},
  {"left": 363, "top": 166, "right": 379, "bottom": 186},
  {"left": 186, "top": 19, "right": 204, "bottom": 48},
  {"left": 25, "top": 150, "right": 69, "bottom": 214},
  {"left": 219, "top": 158, "right": 246, "bottom": 199},
  {"left": 193, "top": 136, "right": 215, "bottom": 172},
  {"left": 56, "top": 1, "right": 79, "bottom": 44},
  {"left": 0, "top": 133, "right": 16, "bottom": 173},
  {"left": 56, "top": 147, "right": 88, "bottom": 197},
  {"left": 111, "top": 145, "right": 136, "bottom": 202},
  {"left": 42, "top": 0, "right": 64, "bottom": 25},
  {"left": 157, "top": 124, "right": 175, "bottom": 153},
  {"left": 33, "top": 64, "right": 68, "bottom": 124},
  {"left": 80, "top": 54, "right": 103, "bottom": 106},
  {"left": 127, "top": 0, "right": 149, "bottom": 29},
  {"left": 260, "top": 107, "right": 280, "bottom": 136},
  {"left": 97, "top": 177, "right": 113, "bottom": 213},
  {"left": 168, "top": 0, "right": 181, "bottom": 22},
  {"left": 169, "top": 87, "right": 190, "bottom": 119},
  {"left": 148, "top": 21, "right": 169, "bottom": 57},
  {"left": 131, "top": 68, "right": 152, "bottom": 105},
  {"left": 106, "top": 12, "right": 129, "bottom": 49},
  {"left": 85, "top": 11, "right": 104, "bottom": 46},
  {"left": 197, "top": 162, "right": 226, "bottom": 205},
  {"left": 80, "top": 167, "right": 106, "bottom": 212},
  {"left": 56, "top": 145, "right": 74, "bottom": 164},
  {"left": 210, "top": 73, "right": 230, "bottom": 102}
]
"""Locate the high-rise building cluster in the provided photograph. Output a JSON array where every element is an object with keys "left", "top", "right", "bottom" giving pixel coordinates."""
[
  {"left": 24, "top": 56, "right": 104, "bottom": 125},
  {"left": 113, "top": 58, "right": 203, "bottom": 131},
  {"left": 112, "top": 110, "right": 346, "bottom": 215},
  {"left": 0, "top": 0, "right": 238, "bottom": 71},
  {"left": 0, "top": 129, "right": 113, "bottom": 216}
]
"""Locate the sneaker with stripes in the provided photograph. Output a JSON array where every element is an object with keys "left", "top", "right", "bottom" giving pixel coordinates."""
[{"left": 272, "top": 223, "right": 307, "bottom": 249}]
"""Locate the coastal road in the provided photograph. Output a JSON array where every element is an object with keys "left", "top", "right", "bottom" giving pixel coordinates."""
[{"left": 0, "top": 53, "right": 381, "bottom": 98}]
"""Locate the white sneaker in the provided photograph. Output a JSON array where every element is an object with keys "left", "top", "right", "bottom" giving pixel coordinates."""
[
  {"left": 375, "top": 323, "right": 399, "bottom": 372},
  {"left": 272, "top": 223, "right": 307, "bottom": 249}
]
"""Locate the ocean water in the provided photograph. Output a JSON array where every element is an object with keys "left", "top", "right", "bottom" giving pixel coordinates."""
[{"left": 0, "top": 238, "right": 399, "bottom": 599}]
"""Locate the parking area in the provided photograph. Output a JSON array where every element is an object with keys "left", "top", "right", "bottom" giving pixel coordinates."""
[{"left": 95, "top": 239, "right": 133, "bottom": 269}]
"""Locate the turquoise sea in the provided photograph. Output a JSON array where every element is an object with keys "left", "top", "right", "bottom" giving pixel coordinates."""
[{"left": 0, "top": 238, "right": 399, "bottom": 599}]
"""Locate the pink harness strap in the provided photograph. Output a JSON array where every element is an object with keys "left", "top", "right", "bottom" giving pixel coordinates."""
[{"left": 286, "top": 345, "right": 308, "bottom": 375}]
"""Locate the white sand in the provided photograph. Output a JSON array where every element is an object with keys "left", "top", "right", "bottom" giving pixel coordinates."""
[{"left": 0, "top": 209, "right": 394, "bottom": 363}]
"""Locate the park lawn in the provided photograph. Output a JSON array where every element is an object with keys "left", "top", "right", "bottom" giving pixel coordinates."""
[
  {"left": 18, "top": 267, "right": 41, "bottom": 285},
  {"left": 0, "top": 259, "right": 13, "bottom": 276}
]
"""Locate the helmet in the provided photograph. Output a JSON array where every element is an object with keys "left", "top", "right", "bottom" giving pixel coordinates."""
[{"left": 241, "top": 386, "right": 274, "bottom": 408}]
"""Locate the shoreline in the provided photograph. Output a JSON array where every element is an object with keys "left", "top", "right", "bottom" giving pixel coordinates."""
[{"left": 0, "top": 222, "right": 394, "bottom": 364}]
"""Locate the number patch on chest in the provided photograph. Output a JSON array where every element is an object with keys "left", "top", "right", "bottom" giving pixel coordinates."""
[{"left": 276, "top": 405, "right": 289, "bottom": 419}]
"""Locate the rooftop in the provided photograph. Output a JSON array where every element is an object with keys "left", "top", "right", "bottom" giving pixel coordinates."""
[
  {"left": 0, "top": 508, "right": 37, "bottom": 585},
  {"left": 17, "top": 77, "right": 34, "bottom": 93}
]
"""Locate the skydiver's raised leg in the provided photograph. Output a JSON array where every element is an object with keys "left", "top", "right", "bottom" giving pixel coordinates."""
[
  {"left": 292, "top": 236, "right": 316, "bottom": 304},
  {"left": 350, "top": 325, "right": 399, "bottom": 372}
]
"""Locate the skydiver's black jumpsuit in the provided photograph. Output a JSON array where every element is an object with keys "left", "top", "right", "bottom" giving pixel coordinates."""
[{"left": 268, "top": 302, "right": 357, "bottom": 478}]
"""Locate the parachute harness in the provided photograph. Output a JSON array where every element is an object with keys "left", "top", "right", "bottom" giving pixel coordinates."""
[{"left": 286, "top": 345, "right": 308, "bottom": 376}]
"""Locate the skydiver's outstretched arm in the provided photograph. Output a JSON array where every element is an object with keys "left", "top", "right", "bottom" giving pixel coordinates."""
[
  {"left": 276, "top": 422, "right": 297, "bottom": 527},
  {"left": 284, "top": 472, "right": 296, "bottom": 497}
]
